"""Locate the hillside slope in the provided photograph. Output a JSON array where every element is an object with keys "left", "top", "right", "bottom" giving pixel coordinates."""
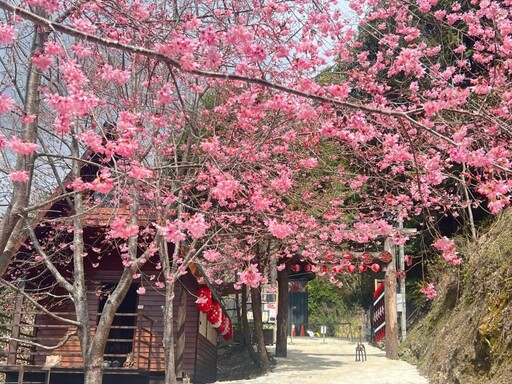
[{"left": 402, "top": 209, "right": 512, "bottom": 384}]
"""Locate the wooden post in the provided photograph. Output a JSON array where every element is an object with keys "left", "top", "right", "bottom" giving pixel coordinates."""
[
  {"left": 136, "top": 305, "right": 143, "bottom": 369},
  {"left": 8, "top": 283, "right": 24, "bottom": 365},
  {"left": 275, "top": 262, "right": 289, "bottom": 357},
  {"left": 384, "top": 238, "right": 399, "bottom": 360}
]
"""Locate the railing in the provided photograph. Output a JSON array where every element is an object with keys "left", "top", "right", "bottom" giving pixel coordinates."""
[
  {"left": 299, "top": 322, "right": 355, "bottom": 340},
  {"left": 0, "top": 309, "right": 155, "bottom": 371}
]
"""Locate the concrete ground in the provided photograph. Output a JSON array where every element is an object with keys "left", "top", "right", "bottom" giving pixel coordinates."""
[{"left": 215, "top": 337, "right": 429, "bottom": 384}]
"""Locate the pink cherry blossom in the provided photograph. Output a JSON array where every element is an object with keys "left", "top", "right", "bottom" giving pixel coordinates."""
[
  {"left": 419, "top": 283, "right": 437, "bottom": 299},
  {"left": 267, "top": 220, "right": 294, "bottom": 239},
  {"left": 203, "top": 249, "right": 221, "bottom": 262},
  {"left": 9, "top": 171, "right": 30, "bottom": 183},
  {"left": 434, "top": 237, "right": 462, "bottom": 266},
  {"left": 212, "top": 175, "right": 238, "bottom": 201},
  {"left": 136, "top": 286, "right": 146, "bottom": 295},
  {"left": 32, "top": 53, "right": 53, "bottom": 71},
  {"left": 0, "top": 23, "right": 15, "bottom": 45},
  {"left": 128, "top": 165, "right": 153, "bottom": 179},
  {"left": 158, "top": 220, "right": 186, "bottom": 243},
  {"left": 298, "top": 157, "right": 318, "bottom": 168},
  {"left": 182, "top": 213, "right": 210, "bottom": 239},
  {"left": 8, "top": 137, "right": 39, "bottom": 155},
  {"left": 109, "top": 216, "right": 139, "bottom": 239},
  {"left": 0, "top": 93, "right": 15, "bottom": 114},
  {"left": 239, "top": 264, "right": 263, "bottom": 288},
  {"left": 100, "top": 65, "right": 131, "bottom": 84}
]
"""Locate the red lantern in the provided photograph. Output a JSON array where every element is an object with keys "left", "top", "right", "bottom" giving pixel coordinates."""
[
  {"left": 291, "top": 264, "right": 301, "bottom": 273},
  {"left": 379, "top": 251, "right": 392, "bottom": 263},
  {"left": 361, "top": 252, "right": 372, "bottom": 264},
  {"left": 207, "top": 301, "right": 222, "bottom": 328},
  {"left": 197, "top": 286, "right": 212, "bottom": 313},
  {"left": 216, "top": 312, "right": 227, "bottom": 333},
  {"left": 358, "top": 264, "right": 367, "bottom": 273},
  {"left": 371, "top": 263, "right": 381, "bottom": 273},
  {"left": 223, "top": 320, "right": 233, "bottom": 340},
  {"left": 221, "top": 317, "right": 231, "bottom": 337},
  {"left": 346, "top": 264, "right": 356, "bottom": 273},
  {"left": 304, "top": 264, "right": 312, "bottom": 272},
  {"left": 342, "top": 251, "right": 353, "bottom": 261}
]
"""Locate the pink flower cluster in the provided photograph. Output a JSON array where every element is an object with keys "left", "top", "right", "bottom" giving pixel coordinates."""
[
  {"left": 32, "top": 53, "right": 53, "bottom": 71},
  {"left": 8, "top": 137, "right": 39, "bottom": 155},
  {"left": 0, "top": 23, "right": 15, "bottom": 45},
  {"left": 100, "top": 65, "right": 131, "bottom": 84},
  {"left": 433, "top": 237, "right": 462, "bottom": 266},
  {"left": 182, "top": 213, "right": 210, "bottom": 239},
  {"left": 267, "top": 220, "right": 294, "bottom": 239},
  {"left": 158, "top": 220, "right": 186, "bottom": 244},
  {"left": 212, "top": 175, "right": 238, "bottom": 201},
  {"left": 9, "top": 171, "right": 29, "bottom": 183},
  {"left": 108, "top": 216, "right": 139, "bottom": 239},
  {"left": 419, "top": 283, "right": 437, "bottom": 299},
  {"left": 128, "top": 164, "right": 153, "bottom": 180},
  {"left": 26, "top": 0, "right": 62, "bottom": 13},
  {"left": 0, "top": 93, "right": 15, "bottom": 114},
  {"left": 239, "top": 264, "right": 263, "bottom": 288},
  {"left": 298, "top": 157, "right": 318, "bottom": 168},
  {"left": 477, "top": 179, "right": 511, "bottom": 214},
  {"left": 203, "top": 249, "right": 221, "bottom": 262}
]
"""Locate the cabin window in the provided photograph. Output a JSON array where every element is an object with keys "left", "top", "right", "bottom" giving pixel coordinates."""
[{"left": 98, "top": 284, "right": 139, "bottom": 366}]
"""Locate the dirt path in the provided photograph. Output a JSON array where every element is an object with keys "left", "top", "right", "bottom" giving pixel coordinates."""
[{"left": 215, "top": 337, "right": 429, "bottom": 384}]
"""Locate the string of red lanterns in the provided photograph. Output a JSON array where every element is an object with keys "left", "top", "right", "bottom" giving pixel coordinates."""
[{"left": 197, "top": 287, "right": 233, "bottom": 340}]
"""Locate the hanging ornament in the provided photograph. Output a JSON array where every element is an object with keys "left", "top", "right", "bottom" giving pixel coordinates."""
[
  {"left": 207, "top": 301, "right": 222, "bottom": 328},
  {"left": 379, "top": 251, "right": 392, "bottom": 263},
  {"left": 197, "top": 286, "right": 212, "bottom": 313}
]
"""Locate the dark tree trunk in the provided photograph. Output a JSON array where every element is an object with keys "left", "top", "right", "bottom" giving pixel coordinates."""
[
  {"left": 275, "top": 262, "right": 289, "bottom": 357},
  {"left": 251, "top": 287, "right": 270, "bottom": 373},
  {"left": 241, "top": 285, "right": 259, "bottom": 365}
]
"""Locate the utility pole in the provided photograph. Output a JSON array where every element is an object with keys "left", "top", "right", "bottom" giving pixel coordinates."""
[
  {"left": 384, "top": 237, "right": 399, "bottom": 360},
  {"left": 398, "top": 218, "right": 407, "bottom": 341},
  {"left": 398, "top": 219, "right": 417, "bottom": 341}
]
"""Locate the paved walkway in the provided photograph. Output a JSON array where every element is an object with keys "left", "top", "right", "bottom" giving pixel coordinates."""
[{"left": 215, "top": 337, "right": 429, "bottom": 384}]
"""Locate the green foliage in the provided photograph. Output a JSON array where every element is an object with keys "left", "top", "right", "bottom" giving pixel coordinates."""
[{"left": 308, "top": 276, "right": 360, "bottom": 331}]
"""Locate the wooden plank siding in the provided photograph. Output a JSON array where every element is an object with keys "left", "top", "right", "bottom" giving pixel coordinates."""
[
  {"left": 30, "top": 257, "right": 217, "bottom": 379},
  {"left": 194, "top": 334, "right": 217, "bottom": 384}
]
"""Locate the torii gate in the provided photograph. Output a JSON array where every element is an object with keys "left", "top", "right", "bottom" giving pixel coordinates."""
[{"left": 354, "top": 224, "right": 416, "bottom": 360}]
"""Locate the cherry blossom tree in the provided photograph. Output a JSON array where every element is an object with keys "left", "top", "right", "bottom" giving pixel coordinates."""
[{"left": 0, "top": 0, "right": 512, "bottom": 382}]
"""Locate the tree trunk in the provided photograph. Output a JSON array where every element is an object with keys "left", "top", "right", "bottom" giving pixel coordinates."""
[
  {"left": 240, "top": 285, "right": 259, "bottom": 365},
  {"left": 0, "top": 23, "right": 46, "bottom": 277},
  {"left": 163, "top": 284, "right": 177, "bottom": 384},
  {"left": 275, "top": 263, "right": 289, "bottom": 357},
  {"left": 160, "top": 240, "right": 178, "bottom": 384},
  {"left": 83, "top": 354, "right": 105, "bottom": 384},
  {"left": 174, "top": 283, "right": 187, "bottom": 378},
  {"left": 384, "top": 239, "right": 399, "bottom": 360},
  {"left": 251, "top": 287, "right": 270, "bottom": 373}
]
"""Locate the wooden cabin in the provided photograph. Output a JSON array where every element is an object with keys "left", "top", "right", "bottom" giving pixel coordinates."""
[{"left": 0, "top": 153, "right": 224, "bottom": 384}]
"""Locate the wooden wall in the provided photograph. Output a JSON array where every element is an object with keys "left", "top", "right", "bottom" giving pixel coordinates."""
[
  {"left": 32, "top": 257, "right": 217, "bottom": 378},
  {"left": 194, "top": 334, "right": 217, "bottom": 384}
]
